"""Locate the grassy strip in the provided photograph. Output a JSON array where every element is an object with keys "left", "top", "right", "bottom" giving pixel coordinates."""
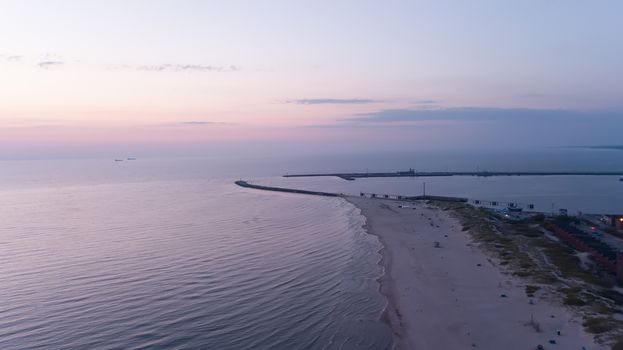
[{"left": 433, "top": 201, "right": 623, "bottom": 347}]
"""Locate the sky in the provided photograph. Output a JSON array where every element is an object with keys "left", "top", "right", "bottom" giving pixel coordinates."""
[{"left": 1, "top": 0, "right": 622, "bottom": 159}]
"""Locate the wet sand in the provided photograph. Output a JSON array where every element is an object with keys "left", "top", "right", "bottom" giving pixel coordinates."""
[{"left": 347, "top": 197, "right": 604, "bottom": 350}]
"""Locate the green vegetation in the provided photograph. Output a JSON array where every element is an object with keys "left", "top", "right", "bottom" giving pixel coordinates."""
[
  {"left": 590, "top": 301, "right": 617, "bottom": 315},
  {"left": 525, "top": 285, "right": 540, "bottom": 297},
  {"left": 564, "top": 295, "right": 587, "bottom": 306},
  {"left": 612, "top": 336, "right": 623, "bottom": 350},
  {"left": 434, "top": 203, "right": 542, "bottom": 281},
  {"left": 535, "top": 237, "right": 613, "bottom": 288},
  {"left": 604, "top": 227, "right": 623, "bottom": 240},
  {"left": 559, "top": 287, "right": 587, "bottom": 306},
  {"left": 430, "top": 201, "right": 623, "bottom": 347},
  {"left": 598, "top": 289, "right": 623, "bottom": 306},
  {"left": 582, "top": 317, "right": 613, "bottom": 334}
]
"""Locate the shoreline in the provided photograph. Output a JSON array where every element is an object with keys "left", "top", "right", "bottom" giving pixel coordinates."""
[
  {"left": 359, "top": 207, "right": 404, "bottom": 348},
  {"left": 346, "top": 196, "right": 605, "bottom": 350}
]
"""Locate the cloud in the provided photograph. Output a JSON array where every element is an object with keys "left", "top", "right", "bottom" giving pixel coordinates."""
[
  {"left": 153, "top": 121, "right": 234, "bottom": 127},
  {"left": 515, "top": 93, "right": 577, "bottom": 100},
  {"left": 414, "top": 99, "right": 441, "bottom": 104},
  {"left": 344, "top": 107, "right": 617, "bottom": 124},
  {"left": 288, "top": 98, "right": 379, "bottom": 105},
  {"left": 304, "top": 107, "right": 623, "bottom": 129},
  {"left": 2, "top": 53, "right": 239, "bottom": 73},
  {"left": 114, "top": 64, "right": 240, "bottom": 72},
  {"left": 516, "top": 93, "right": 549, "bottom": 99},
  {"left": 583, "top": 145, "right": 623, "bottom": 150},
  {"left": 38, "top": 61, "right": 64, "bottom": 68},
  {"left": 179, "top": 121, "right": 221, "bottom": 125},
  {"left": 302, "top": 107, "right": 623, "bottom": 148},
  {"left": 0, "top": 54, "right": 22, "bottom": 62}
]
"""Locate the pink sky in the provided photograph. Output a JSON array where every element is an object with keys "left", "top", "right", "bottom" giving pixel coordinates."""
[{"left": 1, "top": 1, "right": 622, "bottom": 158}]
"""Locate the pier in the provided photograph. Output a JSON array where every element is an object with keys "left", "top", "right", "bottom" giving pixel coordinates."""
[
  {"left": 235, "top": 180, "right": 467, "bottom": 202},
  {"left": 235, "top": 180, "right": 342, "bottom": 197},
  {"left": 283, "top": 170, "right": 623, "bottom": 181}
]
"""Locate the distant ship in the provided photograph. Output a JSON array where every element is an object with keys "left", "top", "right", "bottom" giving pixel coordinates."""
[
  {"left": 114, "top": 159, "right": 124, "bottom": 162},
  {"left": 127, "top": 157, "right": 137, "bottom": 160}
]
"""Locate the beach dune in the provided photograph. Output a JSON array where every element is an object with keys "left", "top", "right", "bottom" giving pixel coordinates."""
[{"left": 347, "top": 197, "right": 604, "bottom": 350}]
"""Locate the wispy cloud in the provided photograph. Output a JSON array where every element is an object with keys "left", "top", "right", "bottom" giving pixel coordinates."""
[
  {"left": 516, "top": 93, "right": 550, "bottom": 99},
  {"left": 0, "top": 54, "right": 22, "bottom": 62},
  {"left": 288, "top": 98, "right": 379, "bottom": 105},
  {"left": 38, "top": 61, "right": 64, "bottom": 68},
  {"left": 2, "top": 52, "right": 240, "bottom": 72},
  {"left": 581, "top": 145, "right": 623, "bottom": 151},
  {"left": 179, "top": 121, "right": 228, "bottom": 125},
  {"left": 414, "top": 99, "right": 441, "bottom": 104},
  {"left": 153, "top": 121, "right": 235, "bottom": 127},
  {"left": 344, "top": 107, "right": 612, "bottom": 124},
  {"left": 302, "top": 107, "right": 623, "bottom": 129},
  {"left": 113, "top": 64, "right": 240, "bottom": 72}
]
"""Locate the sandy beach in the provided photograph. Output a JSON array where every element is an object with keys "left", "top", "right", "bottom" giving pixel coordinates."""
[{"left": 347, "top": 197, "right": 605, "bottom": 350}]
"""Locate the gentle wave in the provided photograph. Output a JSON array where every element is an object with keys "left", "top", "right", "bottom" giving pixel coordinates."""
[{"left": 0, "top": 179, "right": 391, "bottom": 349}]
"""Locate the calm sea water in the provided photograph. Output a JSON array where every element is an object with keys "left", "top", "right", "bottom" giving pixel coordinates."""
[
  {"left": 1, "top": 149, "right": 621, "bottom": 349},
  {"left": 0, "top": 159, "right": 392, "bottom": 349},
  {"left": 265, "top": 175, "right": 623, "bottom": 214},
  {"left": 264, "top": 149, "right": 623, "bottom": 214}
]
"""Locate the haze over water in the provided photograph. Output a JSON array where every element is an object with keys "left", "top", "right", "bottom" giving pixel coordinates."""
[{"left": 0, "top": 159, "right": 392, "bottom": 349}]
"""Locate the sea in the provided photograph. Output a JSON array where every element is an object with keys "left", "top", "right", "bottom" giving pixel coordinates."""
[{"left": 1, "top": 149, "right": 621, "bottom": 349}]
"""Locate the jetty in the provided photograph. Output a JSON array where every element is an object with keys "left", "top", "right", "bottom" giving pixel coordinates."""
[
  {"left": 283, "top": 169, "right": 623, "bottom": 181},
  {"left": 235, "top": 180, "right": 342, "bottom": 197},
  {"left": 235, "top": 180, "right": 467, "bottom": 202}
]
